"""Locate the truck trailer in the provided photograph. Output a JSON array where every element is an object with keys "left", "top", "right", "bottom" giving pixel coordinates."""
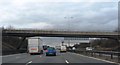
[{"left": 28, "top": 37, "right": 43, "bottom": 55}]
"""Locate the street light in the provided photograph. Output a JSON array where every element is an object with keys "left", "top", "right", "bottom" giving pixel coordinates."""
[
  {"left": 64, "top": 16, "right": 74, "bottom": 31},
  {"left": 62, "top": 41, "right": 64, "bottom": 46},
  {"left": 64, "top": 16, "right": 74, "bottom": 47}
]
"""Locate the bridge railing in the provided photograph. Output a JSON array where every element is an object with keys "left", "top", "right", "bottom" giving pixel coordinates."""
[
  {"left": 68, "top": 50, "right": 120, "bottom": 63},
  {"left": 3, "top": 29, "right": 119, "bottom": 35}
]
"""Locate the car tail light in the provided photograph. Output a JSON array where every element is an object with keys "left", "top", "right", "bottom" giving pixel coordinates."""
[
  {"left": 31, "top": 48, "right": 37, "bottom": 50},
  {"left": 45, "top": 50, "right": 48, "bottom": 52}
]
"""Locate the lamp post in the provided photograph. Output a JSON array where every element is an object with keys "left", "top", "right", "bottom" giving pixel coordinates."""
[
  {"left": 62, "top": 41, "right": 64, "bottom": 46},
  {"left": 64, "top": 16, "right": 74, "bottom": 47},
  {"left": 64, "top": 17, "right": 73, "bottom": 31}
]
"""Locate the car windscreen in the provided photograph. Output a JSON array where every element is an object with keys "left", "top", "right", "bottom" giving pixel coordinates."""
[{"left": 47, "top": 48, "right": 55, "bottom": 50}]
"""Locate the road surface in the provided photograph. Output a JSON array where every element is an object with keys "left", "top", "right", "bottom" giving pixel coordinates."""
[{"left": 1, "top": 51, "right": 119, "bottom": 65}]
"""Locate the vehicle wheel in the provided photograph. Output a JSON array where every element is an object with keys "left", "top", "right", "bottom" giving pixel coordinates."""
[
  {"left": 30, "top": 53, "right": 33, "bottom": 55},
  {"left": 54, "top": 53, "right": 56, "bottom": 56},
  {"left": 46, "top": 54, "right": 48, "bottom": 56},
  {"left": 41, "top": 50, "right": 43, "bottom": 54}
]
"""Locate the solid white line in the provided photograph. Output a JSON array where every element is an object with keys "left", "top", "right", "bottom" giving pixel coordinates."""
[
  {"left": 16, "top": 56, "right": 20, "bottom": 58},
  {"left": 26, "top": 61, "right": 32, "bottom": 65},
  {"left": 72, "top": 53, "right": 118, "bottom": 64},
  {"left": 65, "top": 60, "right": 69, "bottom": 64},
  {"left": 2, "top": 53, "right": 26, "bottom": 57}
]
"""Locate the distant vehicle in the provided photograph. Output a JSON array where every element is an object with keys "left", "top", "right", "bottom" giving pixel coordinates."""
[
  {"left": 45, "top": 47, "right": 56, "bottom": 56},
  {"left": 43, "top": 45, "right": 49, "bottom": 50},
  {"left": 60, "top": 46, "right": 67, "bottom": 52},
  {"left": 55, "top": 46, "right": 61, "bottom": 50},
  {"left": 72, "top": 47, "right": 76, "bottom": 50},
  {"left": 86, "top": 47, "right": 93, "bottom": 51},
  {"left": 28, "top": 37, "right": 43, "bottom": 55}
]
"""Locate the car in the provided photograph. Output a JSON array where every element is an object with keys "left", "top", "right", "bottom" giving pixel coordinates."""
[
  {"left": 72, "top": 47, "right": 76, "bottom": 50},
  {"left": 45, "top": 47, "right": 56, "bottom": 56},
  {"left": 60, "top": 46, "right": 67, "bottom": 53},
  {"left": 86, "top": 47, "right": 94, "bottom": 51}
]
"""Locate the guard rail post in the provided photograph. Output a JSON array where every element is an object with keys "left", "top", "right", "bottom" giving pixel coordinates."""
[
  {"left": 91, "top": 51, "right": 93, "bottom": 56},
  {"left": 118, "top": 53, "right": 120, "bottom": 63},
  {"left": 99, "top": 52, "right": 101, "bottom": 57},
  {"left": 110, "top": 54, "right": 113, "bottom": 59}
]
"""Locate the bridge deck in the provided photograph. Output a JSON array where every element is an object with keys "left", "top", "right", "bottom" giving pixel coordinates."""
[{"left": 2, "top": 29, "right": 120, "bottom": 38}]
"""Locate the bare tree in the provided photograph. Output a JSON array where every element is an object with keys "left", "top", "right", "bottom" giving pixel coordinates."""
[{"left": 6, "top": 25, "right": 14, "bottom": 29}]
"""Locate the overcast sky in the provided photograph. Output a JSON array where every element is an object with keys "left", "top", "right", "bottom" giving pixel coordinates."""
[
  {"left": 0, "top": 0, "right": 118, "bottom": 32},
  {"left": 0, "top": 0, "right": 119, "bottom": 46}
]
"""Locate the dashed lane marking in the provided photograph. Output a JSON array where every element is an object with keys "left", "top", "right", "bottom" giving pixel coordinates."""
[
  {"left": 65, "top": 60, "right": 69, "bottom": 64},
  {"left": 26, "top": 61, "right": 32, "bottom": 65}
]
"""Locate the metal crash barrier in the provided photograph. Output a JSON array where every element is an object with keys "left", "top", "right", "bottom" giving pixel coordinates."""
[{"left": 68, "top": 50, "right": 120, "bottom": 63}]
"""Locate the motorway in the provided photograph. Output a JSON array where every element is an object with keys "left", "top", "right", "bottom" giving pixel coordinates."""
[{"left": 2, "top": 51, "right": 119, "bottom": 65}]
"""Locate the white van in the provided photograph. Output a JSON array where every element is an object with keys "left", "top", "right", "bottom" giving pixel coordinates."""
[
  {"left": 28, "top": 37, "right": 43, "bottom": 55},
  {"left": 86, "top": 47, "right": 93, "bottom": 51},
  {"left": 60, "top": 46, "right": 67, "bottom": 52},
  {"left": 72, "top": 47, "right": 76, "bottom": 50}
]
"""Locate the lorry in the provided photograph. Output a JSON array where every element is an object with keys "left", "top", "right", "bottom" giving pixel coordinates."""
[
  {"left": 60, "top": 46, "right": 67, "bottom": 52},
  {"left": 28, "top": 37, "right": 43, "bottom": 55}
]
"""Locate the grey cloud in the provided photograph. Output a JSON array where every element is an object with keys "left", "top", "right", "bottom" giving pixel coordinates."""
[
  {"left": 0, "top": 1, "right": 118, "bottom": 46},
  {"left": 0, "top": 2, "right": 118, "bottom": 32}
]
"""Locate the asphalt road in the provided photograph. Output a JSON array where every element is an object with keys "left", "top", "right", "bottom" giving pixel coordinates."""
[{"left": 1, "top": 51, "right": 119, "bottom": 65}]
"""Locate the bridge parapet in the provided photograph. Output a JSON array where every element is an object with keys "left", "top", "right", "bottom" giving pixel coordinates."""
[{"left": 3, "top": 29, "right": 119, "bottom": 35}]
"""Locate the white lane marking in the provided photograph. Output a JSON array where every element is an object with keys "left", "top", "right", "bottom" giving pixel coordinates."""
[
  {"left": 26, "top": 61, "right": 32, "bottom": 65},
  {"left": 28, "top": 61, "right": 32, "bottom": 63},
  {"left": 2, "top": 53, "right": 26, "bottom": 57},
  {"left": 16, "top": 56, "right": 20, "bottom": 58},
  {"left": 71, "top": 53, "right": 118, "bottom": 64},
  {"left": 65, "top": 60, "right": 69, "bottom": 64}
]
